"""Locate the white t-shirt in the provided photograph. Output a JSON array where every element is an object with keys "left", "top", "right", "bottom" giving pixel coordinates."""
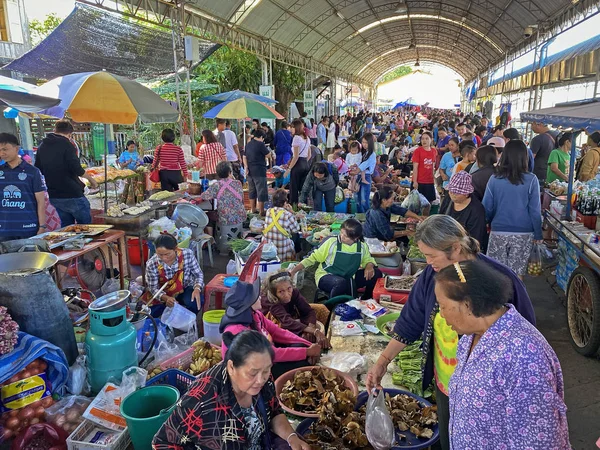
[
  {"left": 292, "top": 135, "right": 311, "bottom": 158},
  {"left": 346, "top": 152, "right": 363, "bottom": 167},
  {"left": 215, "top": 129, "right": 239, "bottom": 161}
]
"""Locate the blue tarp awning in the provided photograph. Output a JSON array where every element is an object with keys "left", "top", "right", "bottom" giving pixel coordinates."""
[{"left": 520, "top": 98, "right": 600, "bottom": 131}]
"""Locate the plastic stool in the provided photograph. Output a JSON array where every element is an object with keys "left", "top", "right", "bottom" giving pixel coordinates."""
[
  {"left": 201, "top": 274, "right": 230, "bottom": 335},
  {"left": 215, "top": 223, "right": 242, "bottom": 254},
  {"left": 195, "top": 234, "right": 215, "bottom": 268}
]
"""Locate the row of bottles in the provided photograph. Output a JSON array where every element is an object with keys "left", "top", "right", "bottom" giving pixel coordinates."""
[{"left": 574, "top": 191, "right": 600, "bottom": 216}]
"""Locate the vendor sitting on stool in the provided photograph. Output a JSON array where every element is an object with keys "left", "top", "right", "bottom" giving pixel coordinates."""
[
  {"left": 289, "top": 219, "right": 382, "bottom": 299},
  {"left": 145, "top": 233, "right": 203, "bottom": 317},
  {"left": 263, "top": 189, "right": 300, "bottom": 262},
  {"left": 261, "top": 271, "right": 331, "bottom": 348},
  {"left": 364, "top": 185, "right": 423, "bottom": 242},
  {"left": 220, "top": 278, "right": 321, "bottom": 379}
]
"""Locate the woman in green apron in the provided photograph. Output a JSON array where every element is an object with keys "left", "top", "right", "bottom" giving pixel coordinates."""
[{"left": 290, "top": 219, "right": 382, "bottom": 299}]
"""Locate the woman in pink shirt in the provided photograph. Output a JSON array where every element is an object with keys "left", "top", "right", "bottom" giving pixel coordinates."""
[{"left": 219, "top": 278, "right": 322, "bottom": 378}]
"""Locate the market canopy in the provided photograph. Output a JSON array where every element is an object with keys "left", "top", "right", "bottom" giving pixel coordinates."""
[
  {"left": 520, "top": 99, "right": 600, "bottom": 132},
  {"left": 3, "top": 3, "right": 219, "bottom": 80}
]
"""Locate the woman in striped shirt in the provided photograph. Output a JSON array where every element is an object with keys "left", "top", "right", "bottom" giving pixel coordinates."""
[
  {"left": 152, "top": 128, "right": 189, "bottom": 191},
  {"left": 196, "top": 129, "right": 226, "bottom": 180}
]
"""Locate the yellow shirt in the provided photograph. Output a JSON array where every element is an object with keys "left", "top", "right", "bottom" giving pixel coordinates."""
[{"left": 432, "top": 312, "right": 459, "bottom": 395}]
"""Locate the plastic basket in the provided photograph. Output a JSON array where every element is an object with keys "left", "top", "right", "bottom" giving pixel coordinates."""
[
  {"left": 146, "top": 368, "right": 196, "bottom": 395},
  {"left": 67, "top": 420, "right": 130, "bottom": 450},
  {"left": 159, "top": 347, "right": 195, "bottom": 371}
]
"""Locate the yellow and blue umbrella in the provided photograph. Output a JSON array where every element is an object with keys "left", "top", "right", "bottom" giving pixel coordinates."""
[
  {"left": 201, "top": 89, "right": 278, "bottom": 104},
  {"left": 35, "top": 71, "right": 179, "bottom": 125},
  {"left": 203, "top": 97, "right": 284, "bottom": 120}
]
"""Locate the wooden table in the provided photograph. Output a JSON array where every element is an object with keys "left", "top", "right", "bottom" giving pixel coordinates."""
[{"left": 52, "top": 229, "right": 127, "bottom": 290}]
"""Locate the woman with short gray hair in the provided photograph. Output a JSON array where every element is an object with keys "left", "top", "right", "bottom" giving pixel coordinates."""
[{"left": 366, "top": 215, "right": 536, "bottom": 450}]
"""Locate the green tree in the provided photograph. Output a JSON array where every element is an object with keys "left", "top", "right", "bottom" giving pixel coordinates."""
[
  {"left": 272, "top": 62, "right": 305, "bottom": 122},
  {"left": 196, "top": 46, "right": 261, "bottom": 93},
  {"left": 29, "top": 13, "right": 62, "bottom": 45},
  {"left": 379, "top": 66, "right": 412, "bottom": 85}
]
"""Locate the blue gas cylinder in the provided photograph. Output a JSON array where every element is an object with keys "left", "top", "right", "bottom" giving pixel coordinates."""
[{"left": 86, "top": 307, "right": 138, "bottom": 394}]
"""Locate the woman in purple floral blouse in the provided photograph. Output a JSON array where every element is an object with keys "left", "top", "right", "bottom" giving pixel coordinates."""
[{"left": 435, "top": 260, "right": 570, "bottom": 450}]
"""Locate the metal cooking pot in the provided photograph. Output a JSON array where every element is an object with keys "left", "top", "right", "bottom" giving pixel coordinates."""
[
  {"left": 0, "top": 252, "right": 58, "bottom": 275},
  {"left": 172, "top": 203, "right": 209, "bottom": 239}
]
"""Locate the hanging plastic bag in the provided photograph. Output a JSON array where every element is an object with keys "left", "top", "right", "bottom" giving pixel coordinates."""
[
  {"left": 161, "top": 303, "right": 197, "bottom": 331},
  {"left": 527, "top": 243, "right": 544, "bottom": 276},
  {"left": 365, "top": 390, "right": 395, "bottom": 450},
  {"left": 401, "top": 189, "right": 430, "bottom": 215},
  {"left": 67, "top": 355, "right": 89, "bottom": 395}
]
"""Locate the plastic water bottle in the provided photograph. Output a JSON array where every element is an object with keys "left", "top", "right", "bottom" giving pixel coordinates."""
[
  {"left": 349, "top": 197, "right": 357, "bottom": 214},
  {"left": 142, "top": 331, "right": 153, "bottom": 353}
]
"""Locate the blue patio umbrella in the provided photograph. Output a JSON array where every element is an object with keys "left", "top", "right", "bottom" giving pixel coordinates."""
[
  {"left": 0, "top": 75, "right": 60, "bottom": 113},
  {"left": 201, "top": 89, "right": 277, "bottom": 104}
]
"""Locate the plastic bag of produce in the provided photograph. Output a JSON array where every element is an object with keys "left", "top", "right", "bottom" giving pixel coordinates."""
[
  {"left": 10, "top": 423, "right": 67, "bottom": 450},
  {"left": 45, "top": 395, "right": 92, "bottom": 436},
  {"left": 527, "top": 243, "right": 544, "bottom": 276},
  {"left": 147, "top": 217, "right": 177, "bottom": 240},
  {"left": 365, "top": 390, "right": 395, "bottom": 450},
  {"left": 401, "top": 189, "right": 430, "bottom": 215}
]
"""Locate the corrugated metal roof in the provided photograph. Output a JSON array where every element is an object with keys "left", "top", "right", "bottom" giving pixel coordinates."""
[{"left": 188, "top": 0, "right": 576, "bottom": 82}]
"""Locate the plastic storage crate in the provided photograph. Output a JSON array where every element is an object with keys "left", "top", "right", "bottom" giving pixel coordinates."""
[
  {"left": 146, "top": 368, "right": 196, "bottom": 395},
  {"left": 67, "top": 420, "right": 130, "bottom": 450}
]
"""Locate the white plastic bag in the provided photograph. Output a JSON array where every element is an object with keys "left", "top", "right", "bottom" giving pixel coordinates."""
[
  {"left": 67, "top": 355, "right": 89, "bottom": 395},
  {"left": 161, "top": 303, "right": 197, "bottom": 331},
  {"left": 330, "top": 320, "right": 366, "bottom": 336},
  {"left": 320, "top": 352, "right": 368, "bottom": 377},
  {"left": 401, "top": 189, "right": 430, "bottom": 215},
  {"left": 148, "top": 217, "right": 178, "bottom": 240},
  {"left": 226, "top": 259, "right": 237, "bottom": 274},
  {"left": 365, "top": 390, "right": 395, "bottom": 450},
  {"left": 365, "top": 238, "right": 387, "bottom": 254}
]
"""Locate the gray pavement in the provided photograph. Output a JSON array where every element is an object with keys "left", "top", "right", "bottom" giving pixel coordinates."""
[{"left": 524, "top": 274, "right": 600, "bottom": 450}]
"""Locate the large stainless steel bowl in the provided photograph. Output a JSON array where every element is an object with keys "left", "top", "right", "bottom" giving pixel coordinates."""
[
  {"left": 89, "top": 290, "right": 131, "bottom": 312},
  {"left": 172, "top": 203, "right": 209, "bottom": 239},
  {"left": 0, "top": 252, "right": 58, "bottom": 275}
]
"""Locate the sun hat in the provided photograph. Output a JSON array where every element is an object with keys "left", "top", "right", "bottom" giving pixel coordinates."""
[
  {"left": 224, "top": 278, "right": 261, "bottom": 318},
  {"left": 448, "top": 170, "right": 474, "bottom": 196},
  {"left": 487, "top": 136, "right": 505, "bottom": 148}
]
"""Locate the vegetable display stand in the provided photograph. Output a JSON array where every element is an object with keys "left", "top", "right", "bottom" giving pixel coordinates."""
[{"left": 544, "top": 210, "right": 600, "bottom": 356}]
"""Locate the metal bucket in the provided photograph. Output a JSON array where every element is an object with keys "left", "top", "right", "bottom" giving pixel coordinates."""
[
  {"left": 0, "top": 252, "right": 58, "bottom": 275},
  {"left": 172, "top": 203, "right": 209, "bottom": 239}
]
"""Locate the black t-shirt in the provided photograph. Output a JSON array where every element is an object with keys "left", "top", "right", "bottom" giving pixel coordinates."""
[
  {"left": 34, "top": 133, "right": 86, "bottom": 199},
  {"left": 471, "top": 166, "right": 495, "bottom": 202},
  {"left": 531, "top": 132, "right": 556, "bottom": 181},
  {"left": 448, "top": 197, "right": 488, "bottom": 252},
  {"left": 245, "top": 139, "right": 270, "bottom": 178}
]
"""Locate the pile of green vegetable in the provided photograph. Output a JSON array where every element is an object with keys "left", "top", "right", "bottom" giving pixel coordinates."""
[
  {"left": 229, "top": 239, "right": 252, "bottom": 252},
  {"left": 407, "top": 237, "right": 426, "bottom": 260},
  {"left": 391, "top": 340, "right": 432, "bottom": 398}
]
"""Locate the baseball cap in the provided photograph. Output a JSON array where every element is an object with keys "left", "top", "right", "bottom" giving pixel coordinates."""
[{"left": 487, "top": 136, "right": 505, "bottom": 148}]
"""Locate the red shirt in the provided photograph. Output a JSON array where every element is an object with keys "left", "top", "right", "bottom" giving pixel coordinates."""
[
  {"left": 412, "top": 146, "right": 435, "bottom": 184},
  {"left": 196, "top": 142, "right": 226, "bottom": 176},
  {"left": 153, "top": 143, "right": 189, "bottom": 178}
]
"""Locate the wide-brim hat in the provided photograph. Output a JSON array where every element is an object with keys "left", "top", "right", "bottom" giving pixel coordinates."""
[{"left": 224, "top": 278, "right": 261, "bottom": 318}]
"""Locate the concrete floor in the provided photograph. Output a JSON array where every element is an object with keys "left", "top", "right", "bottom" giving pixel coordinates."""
[{"left": 524, "top": 273, "right": 600, "bottom": 450}]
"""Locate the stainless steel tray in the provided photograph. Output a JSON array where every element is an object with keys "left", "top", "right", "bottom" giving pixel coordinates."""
[
  {"left": 32, "top": 232, "right": 82, "bottom": 249},
  {"left": 384, "top": 275, "right": 415, "bottom": 293},
  {"left": 58, "top": 224, "right": 113, "bottom": 236}
]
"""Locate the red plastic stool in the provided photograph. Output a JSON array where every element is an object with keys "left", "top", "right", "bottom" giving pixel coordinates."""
[{"left": 201, "top": 274, "right": 230, "bottom": 335}]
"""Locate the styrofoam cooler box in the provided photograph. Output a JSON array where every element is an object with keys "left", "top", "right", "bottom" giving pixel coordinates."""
[{"left": 234, "top": 254, "right": 282, "bottom": 281}]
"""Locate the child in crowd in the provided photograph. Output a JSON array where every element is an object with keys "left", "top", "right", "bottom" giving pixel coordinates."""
[
  {"left": 454, "top": 142, "right": 477, "bottom": 174},
  {"left": 333, "top": 148, "right": 349, "bottom": 176},
  {"left": 346, "top": 141, "right": 368, "bottom": 193}
]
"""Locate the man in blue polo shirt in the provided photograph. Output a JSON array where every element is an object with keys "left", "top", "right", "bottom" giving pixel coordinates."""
[{"left": 0, "top": 133, "right": 46, "bottom": 242}]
